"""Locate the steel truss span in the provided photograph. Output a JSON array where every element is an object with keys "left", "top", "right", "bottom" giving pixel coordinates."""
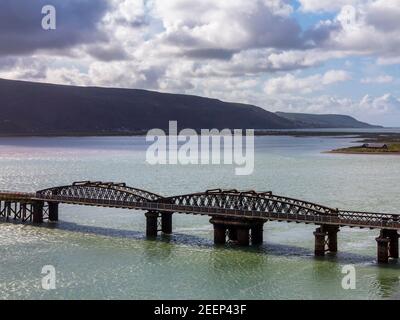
[
  {"left": 0, "top": 181, "right": 399, "bottom": 263},
  {"left": 37, "top": 181, "right": 162, "bottom": 203},
  {"left": 159, "top": 189, "right": 400, "bottom": 230},
  {"left": 0, "top": 182, "right": 398, "bottom": 230}
]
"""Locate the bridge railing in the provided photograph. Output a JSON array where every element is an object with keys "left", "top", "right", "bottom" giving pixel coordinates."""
[
  {"left": 2, "top": 189, "right": 399, "bottom": 230},
  {"left": 0, "top": 191, "right": 36, "bottom": 200}
]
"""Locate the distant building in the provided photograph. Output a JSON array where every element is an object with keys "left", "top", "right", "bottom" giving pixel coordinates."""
[{"left": 362, "top": 143, "right": 388, "bottom": 149}]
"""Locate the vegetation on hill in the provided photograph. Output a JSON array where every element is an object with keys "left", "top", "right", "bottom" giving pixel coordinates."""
[
  {"left": 276, "top": 112, "right": 381, "bottom": 129},
  {"left": 0, "top": 78, "right": 381, "bottom": 136}
]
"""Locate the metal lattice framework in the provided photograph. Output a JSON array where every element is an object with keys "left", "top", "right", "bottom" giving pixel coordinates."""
[
  {"left": 36, "top": 181, "right": 162, "bottom": 204},
  {"left": 156, "top": 189, "right": 400, "bottom": 230},
  {"left": 0, "top": 200, "right": 49, "bottom": 222},
  {"left": 0, "top": 183, "right": 399, "bottom": 230},
  {"left": 161, "top": 189, "right": 336, "bottom": 216}
]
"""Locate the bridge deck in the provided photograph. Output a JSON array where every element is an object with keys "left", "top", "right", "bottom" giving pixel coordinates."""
[{"left": 0, "top": 190, "right": 398, "bottom": 231}]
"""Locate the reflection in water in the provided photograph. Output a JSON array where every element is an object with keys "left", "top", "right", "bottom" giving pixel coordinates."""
[{"left": 374, "top": 266, "right": 400, "bottom": 299}]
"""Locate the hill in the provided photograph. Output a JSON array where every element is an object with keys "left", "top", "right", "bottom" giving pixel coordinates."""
[
  {"left": 0, "top": 78, "right": 380, "bottom": 135},
  {"left": 0, "top": 78, "right": 295, "bottom": 135},
  {"left": 276, "top": 112, "right": 381, "bottom": 129}
]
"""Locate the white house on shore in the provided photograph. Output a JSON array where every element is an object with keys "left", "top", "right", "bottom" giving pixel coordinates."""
[{"left": 361, "top": 143, "right": 389, "bottom": 149}]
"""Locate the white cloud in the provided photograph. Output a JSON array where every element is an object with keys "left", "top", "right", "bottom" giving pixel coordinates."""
[
  {"left": 264, "top": 70, "right": 351, "bottom": 94},
  {"left": 359, "top": 93, "right": 400, "bottom": 115},
  {"left": 298, "top": 0, "right": 359, "bottom": 13},
  {"left": 152, "top": 0, "right": 303, "bottom": 54},
  {"left": 326, "top": 1, "right": 400, "bottom": 59},
  {"left": 361, "top": 75, "right": 394, "bottom": 84},
  {"left": 0, "top": 0, "right": 399, "bottom": 126},
  {"left": 377, "top": 56, "right": 400, "bottom": 65},
  {"left": 261, "top": 93, "right": 400, "bottom": 126}
]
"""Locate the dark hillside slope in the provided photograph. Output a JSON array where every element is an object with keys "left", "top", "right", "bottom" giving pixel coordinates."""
[
  {"left": 0, "top": 78, "right": 296, "bottom": 135},
  {"left": 276, "top": 112, "right": 381, "bottom": 129}
]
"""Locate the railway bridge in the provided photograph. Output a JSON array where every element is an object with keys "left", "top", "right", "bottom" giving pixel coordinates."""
[{"left": 0, "top": 181, "right": 399, "bottom": 264}]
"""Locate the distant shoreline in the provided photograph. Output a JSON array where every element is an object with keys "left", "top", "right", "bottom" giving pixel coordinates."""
[
  {"left": 326, "top": 150, "right": 400, "bottom": 155},
  {"left": 1, "top": 130, "right": 400, "bottom": 156},
  {"left": 0, "top": 130, "right": 398, "bottom": 138}
]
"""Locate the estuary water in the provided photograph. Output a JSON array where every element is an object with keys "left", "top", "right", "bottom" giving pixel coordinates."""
[{"left": 0, "top": 135, "right": 399, "bottom": 300}]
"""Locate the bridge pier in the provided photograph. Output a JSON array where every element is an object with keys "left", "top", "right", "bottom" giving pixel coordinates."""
[
  {"left": 314, "top": 229, "right": 326, "bottom": 256},
  {"left": 214, "top": 224, "right": 227, "bottom": 245},
  {"left": 314, "top": 225, "right": 340, "bottom": 256},
  {"left": 237, "top": 227, "right": 250, "bottom": 246},
  {"left": 32, "top": 201, "right": 44, "bottom": 224},
  {"left": 376, "top": 233, "right": 390, "bottom": 264},
  {"left": 388, "top": 231, "right": 399, "bottom": 259},
  {"left": 21, "top": 203, "right": 27, "bottom": 220},
  {"left": 251, "top": 224, "right": 264, "bottom": 246},
  {"left": 145, "top": 211, "right": 159, "bottom": 238},
  {"left": 48, "top": 202, "right": 59, "bottom": 222},
  {"left": 210, "top": 217, "right": 264, "bottom": 246},
  {"left": 327, "top": 226, "right": 339, "bottom": 252},
  {"left": 5, "top": 201, "right": 11, "bottom": 219},
  {"left": 161, "top": 212, "right": 173, "bottom": 235},
  {"left": 376, "top": 229, "right": 399, "bottom": 263},
  {"left": 145, "top": 211, "right": 173, "bottom": 238},
  {"left": 228, "top": 227, "right": 237, "bottom": 242}
]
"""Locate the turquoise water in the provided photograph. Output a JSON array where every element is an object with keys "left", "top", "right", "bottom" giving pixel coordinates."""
[{"left": 0, "top": 136, "right": 399, "bottom": 300}]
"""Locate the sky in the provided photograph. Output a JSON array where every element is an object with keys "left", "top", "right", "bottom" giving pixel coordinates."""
[{"left": 1, "top": 0, "right": 400, "bottom": 126}]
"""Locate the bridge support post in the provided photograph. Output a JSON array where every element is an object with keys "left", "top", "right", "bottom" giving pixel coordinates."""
[
  {"left": 377, "top": 230, "right": 399, "bottom": 262},
  {"left": 213, "top": 224, "right": 227, "bottom": 245},
  {"left": 376, "top": 231, "right": 390, "bottom": 264},
  {"left": 21, "top": 203, "right": 27, "bottom": 220},
  {"left": 145, "top": 211, "right": 159, "bottom": 238},
  {"left": 32, "top": 201, "right": 44, "bottom": 224},
  {"left": 327, "top": 226, "right": 339, "bottom": 253},
  {"left": 48, "top": 203, "right": 59, "bottom": 222},
  {"left": 161, "top": 212, "right": 173, "bottom": 235},
  {"left": 237, "top": 227, "right": 250, "bottom": 246},
  {"left": 251, "top": 224, "right": 264, "bottom": 246},
  {"left": 5, "top": 202, "right": 11, "bottom": 220},
  {"left": 314, "top": 225, "right": 340, "bottom": 256},
  {"left": 210, "top": 218, "right": 264, "bottom": 246},
  {"left": 228, "top": 227, "right": 237, "bottom": 242},
  {"left": 314, "top": 228, "right": 326, "bottom": 256},
  {"left": 388, "top": 231, "right": 399, "bottom": 259}
]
